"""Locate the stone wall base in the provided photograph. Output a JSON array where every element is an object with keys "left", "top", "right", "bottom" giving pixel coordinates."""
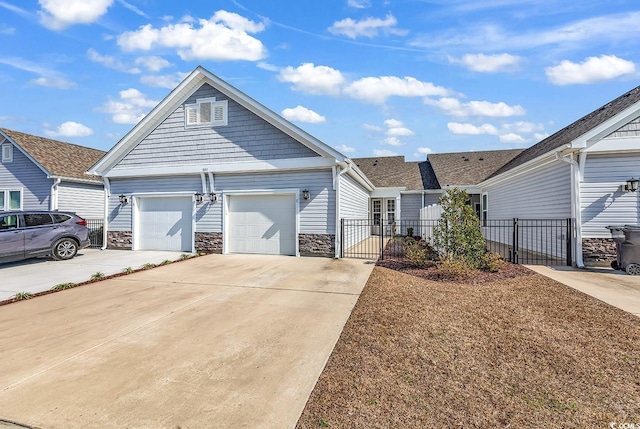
[
  {"left": 582, "top": 238, "right": 617, "bottom": 267},
  {"left": 195, "top": 232, "right": 223, "bottom": 254},
  {"left": 107, "top": 231, "right": 132, "bottom": 250},
  {"left": 299, "top": 233, "right": 335, "bottom": 257}
]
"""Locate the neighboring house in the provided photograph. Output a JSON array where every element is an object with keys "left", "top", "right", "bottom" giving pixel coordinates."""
[
  {"left": 87, "top": 66, "right": 373, "bottom": 256},
  {"left": 0, "top": 128, "right": 105, "bottom": 219}
]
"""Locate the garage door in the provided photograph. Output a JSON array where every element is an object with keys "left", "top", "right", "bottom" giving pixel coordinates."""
[
  {"left": 138, "top": 197, "right": 192, "bottom": 251},
  {"left": 228, "top": 194, "right": 296, "bottom": 255}
]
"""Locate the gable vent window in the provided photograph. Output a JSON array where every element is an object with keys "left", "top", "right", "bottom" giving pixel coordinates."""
[
  {"left": 185, "top": 97, "right": 228, "bottom": 128},
  {"left": 2, "top": 143, "right": 13, "bottom": 163}
]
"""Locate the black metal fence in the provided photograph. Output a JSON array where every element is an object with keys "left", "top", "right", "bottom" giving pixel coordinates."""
[
  {"left": 340, "top": 218, "right": 574, "bottom": 266},
  {"left": 87, "top": 219, "right": 104, "bottom": 248}
]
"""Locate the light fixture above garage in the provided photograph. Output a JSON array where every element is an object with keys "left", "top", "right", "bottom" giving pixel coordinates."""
[
  {"left": 209, "top": 192, "right": 217, "bottom": 203},
  {"left": 118, "top": 194, "right": 129, "bottom": 204},
  {"left": 194, "top": 192, "right": 204, "bottom": 204},
  {"left": 625, "top": 177, "right": 639, "bottom": 192},
  {"left": 302, "top": 189, "right": 310, "bottom": 200}
]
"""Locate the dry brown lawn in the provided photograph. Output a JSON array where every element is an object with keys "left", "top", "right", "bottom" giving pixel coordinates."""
[{"left": 296, "top": 266, "right": 640, "bottom": 428}]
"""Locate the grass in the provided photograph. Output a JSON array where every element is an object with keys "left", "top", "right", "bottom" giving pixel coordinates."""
[{"left": 296, "top": 266, "right": 640, "bottom": 428}]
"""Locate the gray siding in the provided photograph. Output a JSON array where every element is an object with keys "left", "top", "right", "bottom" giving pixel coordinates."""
[
  {"left": 400, "top": 194, "right": 422, "bottom": 220},
  {"left": 57, "top": 182, "right": 104, "bottom": 219},
  {"left": 0, "top": 143, "right": 50, "bottom": 210},
  {"left": 400, "top": 192, "right": 442, "bottom": 237},
  {"left": 339, "top": 173, "right": 370, "bottom": 250},
  {"left": 116, "top": 83, "right": 320, "bottom": 168},
  {"left": 581, "top": 153, "right": 640, "bottom": 238},
  {"left": 483, "top": 159, "right": 571, "bottom": 219},
  {"left": 605, "top": 115, "right": 640, "bottom": 139}
]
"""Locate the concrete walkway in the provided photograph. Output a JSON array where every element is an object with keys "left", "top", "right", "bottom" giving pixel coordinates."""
[
  {"left": 0, "top": 254, "right": 375, "bottom": 429},
  {"left": 526, "top": 265, "right": 640, "bottom": 317},
  {"left": 0, "top": 249, "right": 185, "bottom": 301}
]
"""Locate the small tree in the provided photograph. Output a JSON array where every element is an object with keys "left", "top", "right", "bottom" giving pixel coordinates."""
[{"left": 432, "top": 188, "right": 486, "bottom": 268}]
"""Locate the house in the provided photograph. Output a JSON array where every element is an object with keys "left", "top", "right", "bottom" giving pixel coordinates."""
[
  {"left": 87, "top": 66, "right": 373, "bottom": 256},
  {"left": 0, "top": 128, "right": 105, "bottom": 219}
]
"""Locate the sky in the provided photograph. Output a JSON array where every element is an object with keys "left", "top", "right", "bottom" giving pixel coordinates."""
[{"left": 0, "top": 0, "right": 638, "bottom": 160}]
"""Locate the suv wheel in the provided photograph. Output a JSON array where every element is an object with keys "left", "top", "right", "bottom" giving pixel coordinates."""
[{"left": 52, "top": 238, "right": 78, "bottom": 260}]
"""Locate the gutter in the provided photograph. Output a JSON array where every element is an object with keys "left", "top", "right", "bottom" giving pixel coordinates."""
[
  {"left": 555, "top": 152, "right": 585, "bottom": 268},
  {"left": 50, "top": 178, "right": 61, "bottom": 211},
  {"left": 334, "top": 161, "right": 353, "bottom": 258},
  {"left": 101, "top": 178, "right": 111, "bottom": 250}
]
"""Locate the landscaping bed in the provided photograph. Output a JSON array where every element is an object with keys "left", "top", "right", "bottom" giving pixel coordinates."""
[{"left": 296, "top": 266, "right": 640, "bottom": 428}]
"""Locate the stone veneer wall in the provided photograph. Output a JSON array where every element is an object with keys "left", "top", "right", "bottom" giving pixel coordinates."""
[
  {"left": 582, "top": 238, "right": 617, "bottom": 266},
  {"left": 299, "top": 233, "right": 335, "bottom": 257},
  {"left": 107, "top": 231, "right": 132, "bottom": 249},
  {"left": 195, "top": 232, "right": 223, "bottom": 254}
]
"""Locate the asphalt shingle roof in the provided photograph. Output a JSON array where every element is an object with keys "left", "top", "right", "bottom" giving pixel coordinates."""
[
  {"left": 1, "top": 128, "right": 105, "bottom": 183},
  {"left": 351, "top": 156, "right": 440, "bottom": 190},
  {"left": 428, "top": 149, "right": 524, "bottom": 186}
]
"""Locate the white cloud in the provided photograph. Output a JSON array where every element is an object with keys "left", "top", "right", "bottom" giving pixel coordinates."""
[
  {"left": 101, "top": 88, "right": 158, "bottom": 124},
  {"left": 257, "top": 62, "right": 279, "bottom": 72},
  {"left": 384, "top": 118, "right": 414, "bottom": 137},
  {"left": 0, "top": 25, "right": 15, "bottom": 35},
  {"left": 140, "top": 72, "right": 188, "bottom": 89},
  {"left": 373, "top": 149, "right": 398, "bottom": 157},
  {"left": 545, "top": 55, "right": 636, "bottom": 85},
  {"left": 499, "top": 133, "right": 526, "bottom": 143},
  {"left": 328, "top": 14, "right": 407, "bottom": 39},
  {"left": 426, "top": 97, "right": 525, "bottom": 117},
  {"left": 278, "top": 63, "right": 345, "bottom": 95},
  {"left": 0, "top": 56, "right": 76, "bottom": 89},
  {"left": 345, "top": 76, "right": 450, "bottom": 104},
  {"left": 44, "top": 121, "right": 93, "bottom": 137},
  {"left": 502, "top": 121, "right": 544, "bottom": 134},
  {"left": 87, "top": 48, "right": 140, "bottom": 74},
  {"left": 450, "top": 53, "right": 521, "bottom": 72},
  {"left": 362, "top": 123, "right": 383, "bottom": 132},
  {"left": 30, "top": 76, "right": 76, "bottom": 89},
  {"left": 347, "top": 0, "right": 370, "bottom": 8},
  {"left": 415, "top": 147, "right": 433, "bottom": 157},
  {"left": 383, "top": 137, "right": 403, "bottom": 146},
  {"left": 335, "top": 144, "right": 356, "bottom": 153},
  {"left": 134, "top": 56, "right": 171, "bottom": 72},
  {"left": 116, "top": 0, "right": 148, "bottom": 18},
  {"left": 38, "top": 0, "right": 113, "bottom": 30},
  {"left": 534, "top": 132, "right": 550, "bottom": 141},
  {"left": 281, "top": 105, "right": 326, "bottom": 123},
  {"left": 117, "top": 10, "right": 267, "bottom": 61},
  {"left": 447, "top": 122, "right": 498, "bottom": 135}
]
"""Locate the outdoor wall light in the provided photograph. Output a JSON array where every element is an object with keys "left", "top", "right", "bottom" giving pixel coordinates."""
[
  {"left": 209, "top": 192, "right": 217, "bottom": 203},
  {"left": 302, "top": 189, "right": 310, "bottom": 200},
  {"left": 625, "top": 177, "right": 639, "bottom": 192},
  {"left": 194, "top": 192, "right": 204, "bottom": 204},
  {"left": 118, "top": 194, "right": 129, "bottom": 205}
]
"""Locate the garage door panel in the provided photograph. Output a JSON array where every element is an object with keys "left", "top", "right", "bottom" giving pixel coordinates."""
[
  {"left": 228, "top": 195, "right": 296, "bottom": 255},
  {"left": 138, "top": 197, "right": 192, "bottom": 252}
]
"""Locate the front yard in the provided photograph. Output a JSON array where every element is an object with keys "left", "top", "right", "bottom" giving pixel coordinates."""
[{"left": 296, "top": 266, "right": 640, "bottom": 428}]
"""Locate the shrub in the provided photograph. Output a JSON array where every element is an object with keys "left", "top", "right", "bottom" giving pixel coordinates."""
[
  {"left": 91, "top": 272, "right": 105, "bottom": 281},
  {"left": 14, "top": 292, "right": 34, "bottom": 301},
  {"left": 480, "top": 252, "right": 507, "bottom": 272},
  {"left": 405, "top": 243, "right": 428, "bottom": 267},
  {"left": 160, "top": 259, "right": 172, "bottom": 265},
  {"left": 122, "top": 267, "right": 134, "bottom": 274},
  {"left": 51, "top": 282, "right": 77, "bottom": 291},
  {"left": 438, "top": 258, "right": 473, "bottom": 280},
  {"left": 141, "top": 263, "right": 156, "bottom": 269},
  {"left": 406, "top": 227, "right": 414, "bottom": 238},
  {"left": 180, "top": 253, "right": 191, "bottom": 260}
]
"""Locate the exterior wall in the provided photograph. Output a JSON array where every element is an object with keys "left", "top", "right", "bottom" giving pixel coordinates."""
[
  {"left": 401, "top": 192, "right": 441, "bottom": 237},
  {"left": 604, "top": 115, "right": 640, "bottom": 139},
  {"left": 0, "top": 143, "right": 50, "bottom": 210},
  {"left": 57, "top": 181, "right": 104, "bottom": 219},
  {"left": 116, "top": 83, "right": 320, "bottom": 169},
  {"left": 339, "top": 173, "right": 370, "bottom": 251},
  {"left": 580, "top": 153, "right": 640, "bottom": 238}
]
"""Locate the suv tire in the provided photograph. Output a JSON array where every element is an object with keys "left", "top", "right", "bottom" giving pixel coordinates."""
[{"left": 52, "top": 238, "right": 78, "bottom": 261}]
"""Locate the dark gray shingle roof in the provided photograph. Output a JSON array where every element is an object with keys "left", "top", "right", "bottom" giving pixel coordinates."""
[
  {"left": 428, "top": 149, "right": 524, "bottom": 186},
  {"left": 351, "top": 156, "right": 439, "bottom": 190}
]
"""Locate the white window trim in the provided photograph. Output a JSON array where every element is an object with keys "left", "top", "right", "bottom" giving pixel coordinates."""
[
  {"left": 0, "top": 188, "right": 23, "bottom": 211},
  {"left": 2, "top": 143, "right": 13, "bottom": 163},
  {"left": 184, "top": 97, "right": 228, "bottom": 128},
  {"left": 481, "top": 192, "right": 488, "bottom": 226}
]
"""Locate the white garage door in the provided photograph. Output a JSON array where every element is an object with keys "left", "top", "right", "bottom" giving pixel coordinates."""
[
  {"left": 138, "top": 197, "right": 192, "bottom": 251},
  {"left": 228, "top": 194, "right": 296, "bottom": 255}
]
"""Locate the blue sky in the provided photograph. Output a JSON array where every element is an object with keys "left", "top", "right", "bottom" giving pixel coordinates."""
[{"left": 0, "top": 0, "right": 638, "bottom": 159}]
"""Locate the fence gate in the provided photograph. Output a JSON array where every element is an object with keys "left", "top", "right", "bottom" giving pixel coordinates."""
[
  {"left": 87, "top": 219, "right": 104, "bottom": 249},
  {"left": 340, "top": 218, "right": 574, "bottom": 266}
]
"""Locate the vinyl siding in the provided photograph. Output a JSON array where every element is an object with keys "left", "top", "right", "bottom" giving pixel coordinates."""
[
  {"left": 604, "top": 115, "right": 640, "bottom": 139},
  {"left": 581, "top": 153, "right": 640, "bottom": 238},
  {"left": 116, "top": 83, "right": 320, "bottom": 168},
  {"left": 339, "top": 173, "right": 370, "bottom": 250},
  {"left": 57, "top": 182, "right": 104, "bottom": 219},
  {"left": 400, "top": 193, "right": 442, "bottom": 237},
  {"left": 0, "top": 142, "right": 50, "bottom": 210}
]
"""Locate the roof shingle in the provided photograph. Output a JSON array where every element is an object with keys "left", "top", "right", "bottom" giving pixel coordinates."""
[
  {"left": 351, "top": 156, "right": 439, "bottom": 190},
  {"left": 428, "top": 149, "right": 524, "bottom": 186}
]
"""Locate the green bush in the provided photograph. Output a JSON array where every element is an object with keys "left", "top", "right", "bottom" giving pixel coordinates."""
[
  {"left": 51, "top": 282, "right": 78, "bottom": 291},
  {"left": 14, "top": 292, "right": 34, "bottom": 301},
  {"left": 439, "top": 258, "right": 473, "bottom": 280},
  {"left": 480, "top": 252, "right": 507, "bottom": 272},
  {"left": 406, "top": 227, "right": 414, "bottom": 238},
  {"left": 404, "top": 238, "right": 438, "bottom": 267}
]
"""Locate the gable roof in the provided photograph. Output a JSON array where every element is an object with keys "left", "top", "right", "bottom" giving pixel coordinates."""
[
  {"left": 490, "top": 84, "right": 640, "bottom": 179},
  {"left": 1, "top": 128, "right": 105, "bottom": 183},
  {"left": 89, "top": 66, "right": 349, "bottom": 176},
  {"left": 351, "top": 156, "right": 440, "bottom": 190},
  {"left": 428, "top": 149, "right": 524, "bottom": 186}
]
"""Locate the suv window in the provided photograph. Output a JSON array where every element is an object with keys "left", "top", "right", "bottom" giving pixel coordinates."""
[
  {"left": 53, "top": 214, "right": 71, "bottom": 223},
  {"left": 23, "top": 213, "right": 54, "bottom": 227},
  {"left": 0, "top": 214, "right": 18, "bottom": 230}
]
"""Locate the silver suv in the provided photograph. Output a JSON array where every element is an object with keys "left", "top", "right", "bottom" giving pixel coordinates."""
[{"left": 0, "top": 211, "right": 91, "bottom": 263}]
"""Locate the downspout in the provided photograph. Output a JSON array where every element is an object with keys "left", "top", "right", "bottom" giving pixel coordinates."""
[
  {"left": 50, "top": 178, "right": 61, "bottom": 210},
  {"left": 208, "top": 172, "right": 215, "bottom": 195},
  {"left": 556, "top": 152, "right": 584, "bottom": 267},
  {"left": 200, "top": 172, "right": 207, "bottom": 194},
  {"left": 101, "top": 178, "right": 110, "bottom": 250},
  {"left": 334, "top": 161, "right": 353, "bottom": 258}
]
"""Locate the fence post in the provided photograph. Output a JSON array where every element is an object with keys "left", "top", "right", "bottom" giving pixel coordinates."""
[
  {"left": 340, "top": 218, "right": 344, "bottom": 258},
  {"left": 380, "top": 218, "right": 384, "bottom": 260},
  {"left": 512, "top": 218, "right": 519, "bottom": 264},
  {"left": 566, "top": 218, "right": 573, "bottom": 266}
]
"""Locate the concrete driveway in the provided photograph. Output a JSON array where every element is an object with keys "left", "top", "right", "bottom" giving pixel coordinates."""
[
  {"left": 0, "top": 254, "right": 374, "bottom": 429},
  {"left": 0, "top": 249, "right": 185, "bottom": 301},
  {"left": 527, "top": 265, "right": 640, "bottom": 317}
]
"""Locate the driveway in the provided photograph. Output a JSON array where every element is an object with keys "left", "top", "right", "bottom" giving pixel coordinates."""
[
  {"left": 526, "top": 265, "right": 640, "bottom": 316},
  {"left": 0, "top": 249, "right": 185, "bottom": 301},
  {"left": 0, "top": 254, "right": 375, "bottom": 429}
]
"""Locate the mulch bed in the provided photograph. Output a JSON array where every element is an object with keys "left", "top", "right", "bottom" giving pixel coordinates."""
[{"left": 296, "top": 265, "right": 640, "bottom": 428}]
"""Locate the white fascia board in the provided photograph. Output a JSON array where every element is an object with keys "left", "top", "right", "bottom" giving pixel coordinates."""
[
  {"left": 400, "top": 190, "right": 443, "bottom": 194},
  {"left": 104, "top": 157, "right": 336, "bottom": 178},
  {"left": 571, "top": 101, "right": 640, "bottom": 148},
  {"left": 584, "top": 136, "right": 640, "bottom": 153},
  {"left": 439, "top": 185, "right": 481, "bottom": 194},
  {"left": 342, "top": 161, "right": 375, "bottom": 192},
  {"left": 51, "top": 176, "right": 103, "bottom": 185},
  {"left": 371, "top": 187, "right": 405, "bottom": 198}
]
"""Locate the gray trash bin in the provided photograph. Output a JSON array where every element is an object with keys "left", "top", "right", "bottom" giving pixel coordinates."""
[{"left": 606, "top": 225, "right": 640, "bottom": 275}]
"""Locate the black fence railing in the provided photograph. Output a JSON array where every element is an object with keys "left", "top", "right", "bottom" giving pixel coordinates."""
[
  {"left": 340, "top": 218, "right": 574, "bottom": 266},
  {"left": 87, "top": 219, "right": 104, "bottom": 249}
]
